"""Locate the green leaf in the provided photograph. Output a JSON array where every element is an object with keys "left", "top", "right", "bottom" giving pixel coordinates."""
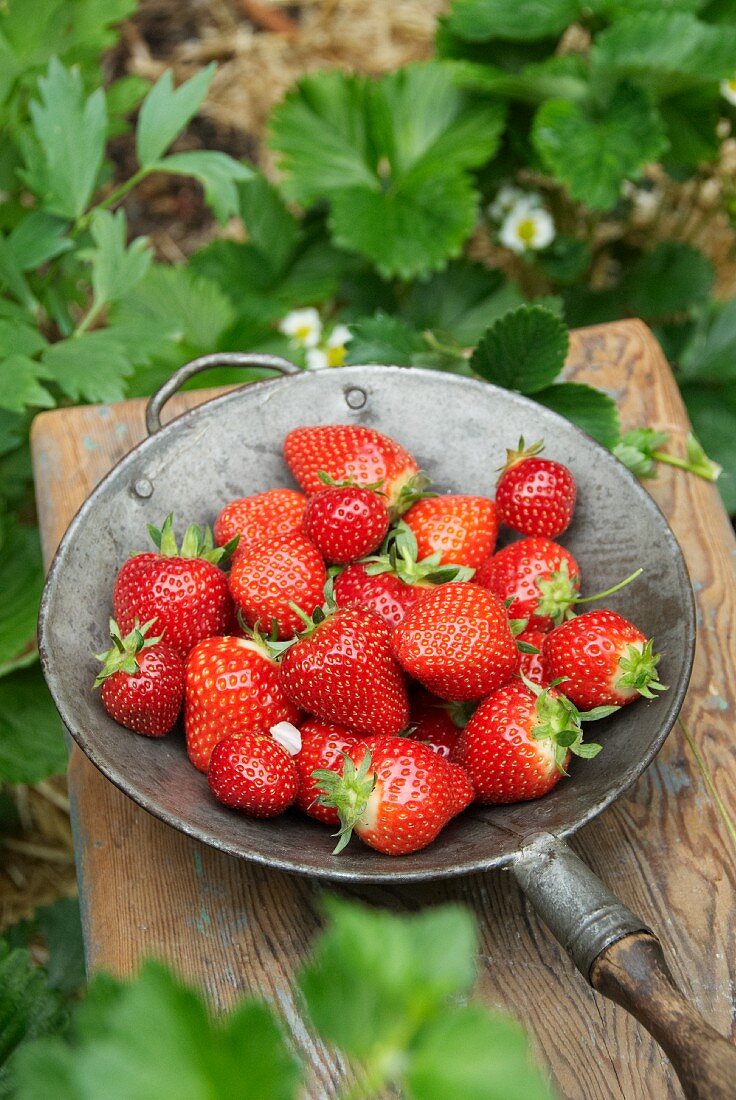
[
  {"left": 534, "top": 381, "right": 621, "bottom": 448},
  {"left": 680, "top": 383, "right": 736, "bottom": 512},
  {"left": 6, "top": 213, "right": 71, "bottom": 270},
  {"left": 0, "top": 356, "right": 54, "bottom": 415},
  {"left": 344, "top": 313, "right": 424, "bottom": 365},
  {"left": 22, "top": 58, "right": 106, "bottom": 219},
  {"left": 0, "top": 521, "right": 45, "bottom": 675},
  {"left": 622, "top": 242, "right": 713, "bottom": 319},
  {"left": 533, "top": 84, "right": 667, "bottom": 210},
  {"left": 0, "top": 665, "right": 67, "bottom": 785},
  {"left": 299, "top": 898, "right": 476, "bottom": 1060},
  {"left": 659, "top": 90, "right": 721, "bottom": 170},
  {"left": 42, "top": 331, "right": 134, "bottom": 404},
  {"left": 85, "top": 209, "right": 152, "bottom": 308},
  {"left": 152, "top": 151, "right": 254, "bottom": 224},
  {"left": 14, "top": 963, "right": 299, "bottom": 1100},
  {"left": 536, "top": 236, "right": 591, "bottom": 285},
  {"left": 405, "top": 1004, "right": 553, "bottom": 1100},
  {"left": 35, "top": 899, "right": 85, "bottom": 998},
  {"left": 613, "top": 427, "right": 670, "bottom": 478},
  {"left": 0, "top": 940, "right": 68, "bottom": 1098},
  {"left": 270, "top": 63, "right": 506, "bottom": 278},
  {"left": 238, "top": 173, "right": 300, "bottom": 276},
  {"left": 593, "top": 13, "right": 736, "bottom": 94},
  {"left": 136, "top": 64, "right": 215, "bottom": 167},
  {"left": 401, "top": 261, "right": 524, "bottom": 345},
  {"left": 471, "top": 305, "right": 568, "bottom": 393},
  {"left": 447, "top": 0, "right": 581, "bottom": 41},
  {"left": 679, "top": 299, "right": 736, "bottom": 384}
]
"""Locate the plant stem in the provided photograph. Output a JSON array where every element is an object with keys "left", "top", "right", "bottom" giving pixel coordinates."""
[
  {"left": 74, "top": 297, "right": 105, "bottom": 336},
  {"left": 422, "top": 330, "right": 466, "bottom": 361},
  {"left": 573, "top": 567, "right": 643, "bottom": 605},
  {"left": 74, "top": 167, "right": 149, "bottom": 233},
  {"left": 677, "top": 717, "right": 736, "bottom": 853},
  {"left": 651, "top": 450, "right": 719, "bottom": 483}
]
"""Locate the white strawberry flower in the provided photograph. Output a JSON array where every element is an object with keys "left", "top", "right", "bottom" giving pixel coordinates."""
[
  {"left": 720, "top": 77, "right": 736, "bottom": 106},
  {"left": 305, "top": 324, "right": 352, "bottom": 370},
  {"left": 305, "top": 347, "right": 329, "bottom": 370},
  {"left": 270, "top": 721, "right": 302, "bottom": 756},
  {"left": 278, "top": 307, "right": 322, "bottom": 348},
  {"left": 488, "top": 185, "right": 543, "bottom": 222},
  {"left": 499, "top": 203, "right": 555, "bottom": 254}
]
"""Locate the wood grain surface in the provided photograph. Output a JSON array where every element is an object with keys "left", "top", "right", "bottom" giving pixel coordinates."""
[{"left": 31, "top": 320, "right": 736, "bottom": 1099}]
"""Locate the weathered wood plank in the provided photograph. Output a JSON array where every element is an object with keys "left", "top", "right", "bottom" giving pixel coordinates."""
[{"left": 31, "top": 321, "right": 736, "bottom": 1099}]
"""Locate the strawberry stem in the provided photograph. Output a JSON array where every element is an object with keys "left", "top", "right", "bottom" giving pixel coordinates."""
[
  {"left": 497, "top": 437, "right": 544, "bottom": 474},
  {"left": 572, "top": 567, "right": 643, "bottom": 606}
]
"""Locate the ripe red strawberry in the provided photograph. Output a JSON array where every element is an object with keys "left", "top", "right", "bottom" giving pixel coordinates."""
[
  {"left": 391, "top": 583, "right": 520, "bottom": 702},
  {"left": 517, "top": 628, "right": 550, "bottom": 688},
  {"left": 542, "top": 609, "right": 666, "bottom": 710},
  {"left": 229, "top": 532, "right": 327, "bottom": 639},
  {"left": 303, "top": 484, "right": 389, "bottom": 564},
  {"left": 214, "top": 488, "right": 306, "bottom": 551},
  {"left": 93, "top": 619, "right": 184, "bottom": 737},
  {"left": 333, "top": 521, "right": 472, "bottom": 629},
  {"left": 403, "top": 495, "right": 498, "bottom": 569},
  {"left": 283, "top": 424, "right": 419, "bottom": 510},
  {"left": 313, "top": 736, "right": 473, "bottom": 855},
  {"left": 452, "top": 680, "right": 608, "bottom": 804},
  {"left": 278, "top": 606, "right": 409, "bottom": 737},
  {"left": 496, "top": 439, "right": 576, "bottom": 538},
  {"left": 207, "top": 732, "right": 298, "bottom": 817},
  {"left": 408, "top": 690, "right": 467, "bottom": 759},
  {"left": 479, "top": 537, "right": 581, "bottom": 631},
  {"left": 185, "top": 635, "right": 300, "bottom": 772},
  {"left": 294, "top": 719, "right": 363, "bottom": 825},
  {"left": 113, "top": 515, "right": 236, "bottom": 656}
]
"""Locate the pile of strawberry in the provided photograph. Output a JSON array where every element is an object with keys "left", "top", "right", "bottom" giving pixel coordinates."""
[{"left": 93, "top": 426, "right": 665, "bottom": 857}]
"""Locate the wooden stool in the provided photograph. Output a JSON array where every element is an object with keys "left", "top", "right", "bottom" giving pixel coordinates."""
[{"left": 32, "top": 320, "right": 736, "bottom": 1099}]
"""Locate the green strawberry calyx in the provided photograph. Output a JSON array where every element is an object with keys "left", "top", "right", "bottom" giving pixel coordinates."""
[
  {"left": 617, "top": 638, "right": 667, "bottom": 699},
  {"left": 260, "top": 577, "right": 340, "bottom": 659},
  {"left": 392, "top": 471, "right": 436, "bottom": 517},
  {"left": 316, "top": 470, "right": 386, "bottom": 493},
  {"left": 312, "top": 751, "right": 377, "bottom": 854},
  {"left": 497, "top": 437, "right": 544, "bottom": 474},
  {"left": 537, "top": 564, "right": 644, "bottom": 627},
  {"left": 362, "top": 521, "right": 474, "bottom": 587},
  {"left": 147, "top": 513, "right": 239, "bottom": 566},
  {"left": 521, "top": 672, "right": 615, "bottom": 774},
  {"left": 93, "top": 618, "right": 162, "bottom": 687}
]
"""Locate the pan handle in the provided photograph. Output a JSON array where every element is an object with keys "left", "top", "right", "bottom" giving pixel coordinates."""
[
  {"left": 145, "top": 353, "right": 301, "bottom": 435},
  {"left": 512, "top": 834, "right": 736, "bottom": 1100}
]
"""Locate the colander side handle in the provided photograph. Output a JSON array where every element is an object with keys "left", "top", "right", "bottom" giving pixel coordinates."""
[
  {"left": 513, "top": 835, "right": 736, "bottom": 1100},
  {"left": 145, "top": 353, "right": 301, "bottom": 435}
]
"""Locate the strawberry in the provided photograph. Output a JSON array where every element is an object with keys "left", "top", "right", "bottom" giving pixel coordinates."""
[
  {"left": 452, "top": 679, "right": 610, "bottom": 804},
  {"left": 214, "top": 488, "right": 306, "bottom": 551},
  {"left": 313, "top": 736, "right": 473, "bottom": 855},
  {"left": 542, "top": 609, "right": 666, "bottom": 710},
  {"left": 229, "top": 532, "right": 327, "bottom": 640},
  {"left": 113, "top": 515, "right": 236, "bottom": 657},
  {"left": 391, "top": 583, "right": 520, "bottom": 702},
  {"left": 93, "top": 618, "right": 184, "bottom": 737},
  {"left": 303, "top": 483, "right": 389, "bottom": 564},
  {"left": 207, "top": 732, "right": 298, "bottom": 818},
  {"left": 496, "top": 439, "right": 576, "bottom": 538},
  {"left": 185, "top": 635, "right": 300, "bottom": 772},
  {"left": 479, "top": 537, "right": 581, "bottom": 631},
  {"left": 517, "top": 628, "right": 550, "bottom": 688},
  {"left": 333, "top": 522, "right": 472, "bottom": 629},
  {"left": 283, "top": 424, "right": 420, "bottom": 510},
  {"left": 403, "top": 495, "right": 498, "bottom": 569},
  {"left": 407, "top": 690, "right": 468, "bottom": 759},
  {"left": 294, "top": 719, "right": 363, "bottom": 825},
  {"left": 278, "top": 606, "right": 409, "bottom": 737}
]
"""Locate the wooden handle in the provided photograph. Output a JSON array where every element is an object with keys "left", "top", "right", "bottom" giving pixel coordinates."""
[{"left": 591, "top": 932, "right": 736, "bottom": 1100}]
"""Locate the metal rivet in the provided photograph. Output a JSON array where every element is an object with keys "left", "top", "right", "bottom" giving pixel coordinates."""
[
  {"left": 133, "top": 478, "right": 153, "bottom": 498},
  {"left": 345, "top": 387, "right": 367, "bottom": 410}
]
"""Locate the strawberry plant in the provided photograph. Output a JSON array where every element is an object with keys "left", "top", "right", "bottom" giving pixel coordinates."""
[{"left": 2, "top": 898, "right": 553, "bottom": 1099}]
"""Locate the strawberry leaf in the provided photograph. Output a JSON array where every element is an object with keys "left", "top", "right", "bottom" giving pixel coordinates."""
[
  {"left": 0, "top": 667, "right": 67, "bottom": 783},
  {"left": 84, "top": 209, "right": 152, "bottom": 310},
  {"left": 532, "top": 84, "right": 667, "bottom": 210},
  {"left": 0, "top": 940, "right": 68, "bottom": 1096},
  {"left": 0, "top": 521, "right": 46, "bottom": 675},
  {"left": 0, "top": 356, "right": 54, "bottom": 415},
  {"left": 41, "top": 331, "right": 134, "bottom": 404},
  {"left": 471, "top": 305, "right": 568, "bottom": 394},
  {"left": 135, "top": 65, "right": 216, "bottom": 168},
  {"left": 344, "top": 313, "right": 425, "bottom": 365},
  {"left": 270, "top": 63, "right": 505, "bottom": 278},
  {"left": 447, "top": 0, "right": 581, "bottom": 42},
  {"left": 533, "top": 382, "right": 621, "bottom": 449}
]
